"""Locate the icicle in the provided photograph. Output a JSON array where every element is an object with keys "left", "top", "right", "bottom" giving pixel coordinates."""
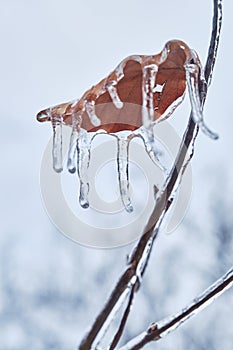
[
  {"left": 76, "top": 130, "right": 91, "bottom": 209},
  {"left": 51, "top": 112, "right": 63, "bottom": 173},
  {"left": 67, "top": 113, "right": 81, "bottom": 173},
  {"left": 106, "top": 81, "right": 123, "bottom": 109},
  {"left": 142, "top": 64, "right": 160, "bottom": 162},
  {"left": 116, "top": 136, "right": 133, "bottom": 213},
  {"left": 85, "top": 100, "right": 101, "bottom": 127},
  {"left": 142, "top": 64, "right": 158, "bottom": 129},
  {"left": 67, "top": 129, "right": 79, "bottom": 173},
  {"left": 137, "top": 127, "right": 167, "bottom": 173},
  {"left": 185, "top": 63, "right": 218, "bottom": 140}
]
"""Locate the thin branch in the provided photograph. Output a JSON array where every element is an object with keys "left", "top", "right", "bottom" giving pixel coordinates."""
[
  {"left": 78, "top": 1, "right": 222, "bottom": 349},
  {"left": 118, "top": 266, "right": 233, "bottom": 350},
  {"left": 109, "top": 284, "right": 136, "bottom": 350},
  {"left": 205, "top": 0, "right": 223, "bottom": 85}
]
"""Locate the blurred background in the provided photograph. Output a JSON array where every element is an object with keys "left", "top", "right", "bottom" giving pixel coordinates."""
[{"left": 1, "top": 0, "right": 233, "bottom": 349}]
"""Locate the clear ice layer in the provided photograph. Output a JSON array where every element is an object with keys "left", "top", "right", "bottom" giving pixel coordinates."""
[
  {"left": 106, "top": 82, "right": 124, "bottom": 109},
  {"left": 85, "top": 100, "right": 101, "bottom": 127},
  {"left": 185, "top": 63, "right": 218, "bottom": 140}
]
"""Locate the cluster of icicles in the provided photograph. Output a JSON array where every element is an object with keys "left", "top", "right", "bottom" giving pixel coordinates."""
[{"left": 37, "top": 40, "right": 218, "bottom": 212}]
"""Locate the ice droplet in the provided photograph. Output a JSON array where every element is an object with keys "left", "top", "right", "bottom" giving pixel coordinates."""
[
  {"left": 116, "top": 136, "right": 133, "bottom": 213},
  {"left": 85, "top": 100, "right": 101, "bottom": 127},
  {"left": 106, "top": 82, "right": 124, "bottom": 109},
  {"left": 51, "top": 113, "right": 63, "bottom": 173},
  {"left": 76, "top": 130, "right": 91, "bottom": 209},
  {"left": 186, "top": 63, "right": 218, "bottom": 140}
]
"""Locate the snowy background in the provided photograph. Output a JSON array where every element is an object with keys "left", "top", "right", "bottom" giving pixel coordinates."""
[{"left": 1, "top": 0, "right": 233, "bottom": 349}]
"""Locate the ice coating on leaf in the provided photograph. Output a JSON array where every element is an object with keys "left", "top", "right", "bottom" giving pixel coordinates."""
[
  {"left": 106, "top": 82, "right": 124, "bottom": 109},
  {"left": 51, "top": 113, "right": 63, "bottom": 173},
  {"left": 76, "top": 130, "right": 91, "bottom": 209},
  {"left": 85, "top": 100, "right": 101, "bottom": 127},
  {"left": 116, "top": 136, "right": 133, "bottom": 213},
  {"left": 157, "top": 95, "right": 184, "bottom": 123},
  {"left": 36, "top": 40, "right": 219, "bottom": 213},
  {"left": 186, "top": 63, "right": 218, "bottom": 140},
  {"left": 115, "top": 54, "right": 142, "bottom": 81}
]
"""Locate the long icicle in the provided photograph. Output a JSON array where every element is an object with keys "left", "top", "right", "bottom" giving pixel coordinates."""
[
  {"left": 51, "top": 112, "right": 63, "bottom": 173},
  {"left": 116, "top": 136, "right": 133, "bottom": 213},
  {"left": 185, "top": 62, "right": 218, "bottom": 139},
  {"left": 77, "top": 130, "right": 91, "bottom": 209},
  {"left": 67, "top": 112, "right": 81, "bottom": 173},
  {"left": 142, "top": 64, "right": 158, "bottom": 154}
]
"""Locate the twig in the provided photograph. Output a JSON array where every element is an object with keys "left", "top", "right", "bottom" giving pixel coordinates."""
[
  {"left": 109, "top": 284, "right": 136, "bottom": 350},
  {"left": 204, "top": 0, "right": 223, "bottom": 85},
  {"left": 78, "top": 1, "right": 222, "bottom": 349},
  {"left": 118, "top": 265, "right": 233, "bottom": 350}
]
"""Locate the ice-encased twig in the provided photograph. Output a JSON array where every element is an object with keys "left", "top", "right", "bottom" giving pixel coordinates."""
[
  {"left": 108, "top": 286, "right": 136, "bottom": 350},
  {"left": 204, "top": 0, "right": 223, "bottom": 86},
  {"left": 51, "top": 113, "right": 63, "bottom": 173},
  {"left": 92, "top": 287, "right": 132, "bottom": 350},
  {"left": 118, "top": 266, "right": 233, "bottom": 350}
]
